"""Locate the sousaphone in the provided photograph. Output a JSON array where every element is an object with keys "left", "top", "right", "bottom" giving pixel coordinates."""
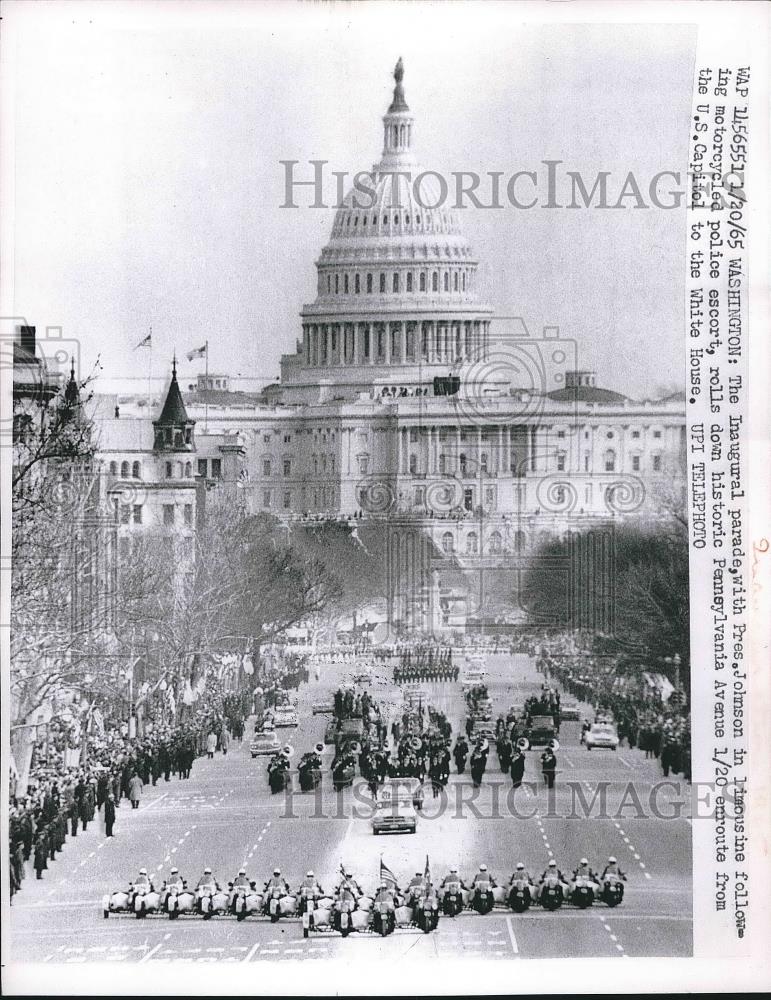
[
  {"left": 282, "top": 745, "right": 295, "bottom": 759},
  {"left": 410, "top": 736, "right": 422, "bottom": 751},
  {"left": 516, "top": 737, "right": 530, "bottom": 751},
  {"left": 314, "top": 742, "right": 325, "bottom": 755},
  {"left": 548, "top": 739, "right": 560, "bottom": 751}
]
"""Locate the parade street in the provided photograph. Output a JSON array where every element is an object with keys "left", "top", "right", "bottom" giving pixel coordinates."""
[{"left": 9, "top": 653, "right": 692, "bottom": 964}]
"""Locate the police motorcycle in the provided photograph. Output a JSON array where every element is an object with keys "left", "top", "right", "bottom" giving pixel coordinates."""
[
  {"left": 507, "top": 865, "right": 533, "bottom": 913},
  {"left": 196, "top": 868, "right": 229, "bottom": 918},
  {"left": 600, "top": 859, "right": 626, "bottom": 907},
  {"left": 440, "top": 869, "right": 466, "bottom": 917},
  {"left": 268, "top": 747, "right": 293, "bottom": 794},
  {"left": 538, "top": 864, "right": 565, "bottom": 910},
  {"left": 103, "top": 868, "right": 158, "bottom": 919},
  {"left": 332, "top": 884, "right": 358, "bottom": 937},
  {"left": 569, "top": 860, "right": 598, "bottom": 909},
  {"left": 162, "top": 868, "right": 195, "bottom": 919},
  {"left": 229, "top": 869, "right": 260, "bottom": 921},
  {"left": 298, "top": 872, "right": 323, "bottom": 937},
  {"left": 371, "top": 883, "right": 397, "bottom": 937},
  {"left": 298, "top": 745, "right": 324, "bottom": 792},
  {"left": 130, "top": 869, "right": 160, "bottom": 919},
  {"left": 470, "top": 866, "right": 496, "bottom": 915},
  {"left": 263, "top": 869, "right": 293, "bottom": 922}
]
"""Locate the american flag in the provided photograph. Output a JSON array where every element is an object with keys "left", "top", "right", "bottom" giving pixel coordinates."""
[
  {"left": 425, "top": 854, "right": 431, "bottom": 883},
  {"left": 380, "top": 858, "right": 398, "bottom": 889}
]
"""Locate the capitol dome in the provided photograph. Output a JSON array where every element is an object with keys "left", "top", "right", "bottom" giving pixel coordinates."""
[{"left": 289, "top": 59, "right": 493, "bottom": 388}]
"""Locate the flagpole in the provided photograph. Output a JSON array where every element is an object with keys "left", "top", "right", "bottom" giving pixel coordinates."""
[
  {"left": 147, "top": 325, "right": 152, "bottom": 402},
  {"left": 204, "top": 339, "right": 209, "bottom": 433}
]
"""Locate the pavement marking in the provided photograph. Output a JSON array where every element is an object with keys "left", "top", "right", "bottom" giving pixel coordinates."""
[
  {"left": 141, "top": 792, "right": 169, "bottom": 813},
  {"left": 261, "top": 949, "right": 279, "bottom": 955},
  {"left": 243, "top": 943, "right": 261, "bottom": 962},
  {"left": 139, "top": 934, "right": 170, "bottom": 964},
  {"left": 505, "top": 915, "right": 519, "bottom": 955},
  {"left": 616, "top": 755, "right": 633, "bottom": 769}
]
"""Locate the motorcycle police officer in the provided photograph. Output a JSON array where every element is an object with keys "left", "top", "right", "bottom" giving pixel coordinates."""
[
  {"left": 601, "top": 856, "right": 626, "bottom": 882},
  {"left": 264, "top": 867, "right": 290, "bottom": 894},
  {"left": 535, "top": 859, "right": 568, "bottom": 899},
  {"left": 571, "top": 857, "right": 600, "bottom": 897}
]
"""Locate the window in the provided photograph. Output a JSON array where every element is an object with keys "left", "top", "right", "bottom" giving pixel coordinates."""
[
  {"left": 604, "top": 449, "right": 616, "bottom": 473},
  {"left": 409, "top": 453, "right": 418, "bottom": 474},
  {"left": 184, "top": 461, "right": 192, "bottom": 478},
  {"left": 184, "top": 504, "right": 193, "bottom": 525},
  {"left": 109, "top": 461, "right": 118, "bottom": 476},
  {"left": 283, "top": 434, "right": 291, "bottom": 444},
  {"left": 420, "top": 272, "right": 426, "bottom": 291},
  {"left": 263, "top": 434, "right": 271, "bottom": 444},
  {"left": 358, "top": 455, "right": 369, "bottom": 475},
  {"left": 489, "top": 530, "right": 502, "bottom": 554},
  {"left": 120, "top": 505, "right": 130, "bottom": 525},
  {"left": 606, "top": 431, "right": 614, "bottom": 439},
  {"left": 197, "top": 458, "right": 208, "bottom": 477},
  {"left": 453, "top": 272, "right": 458, "bottom": 291},
  {"left": 263, "top": 459, "right": 272, "bottom": 477},
  {"left": 442, "top": 531, "right": 454, "bottom": 554},
  {"left": 392, "top": 273, "right": 399, "bottom": 293},
  {"left": 557, "top": 452, "right": 566, "bottom": 472},
  {"left": 326, "top": 275, "right": 331, "bottom": 293},
  {"left": 283, "top": 491, "right": 291, "bottom": 509},
  {"left": 344, "top": 274, "right": 349, "bottom": 293},
  {"left": 557, "top": 430, "right": 566, "bottom": 439},
  {"left": 464, "top": 487, "right": 474, "bottom": 511},
  {"left": 466, "top": 531, "right": 478, "bottom": 555},
  {"left": 652, "top": 454, "right": 662, "bottom": 471},
  {"left": 263, "top": 489, "right": 272, "bottom": 507},
  {"left": 120, "top": 461, "right": 129, "bottom": 478},
  {"left": 380, "top": 273, "right": 386, "bottom": 293},
  {"left": 632, "top": 455, "right": 641, "bottom": 471},
  {"left": 432, "top": 272, "right": 438, "bottom": 292},
  {"left": 165, "top": 461, "right": 173, "bottom": 479},
  {"left": 132, "top": 461, "right": 141, "bottom": 479},
  {"left": 631, "top": 430, "right": 641, "bottom": 439},
  {"left": 443, "top": 272, "right": 449, "bottom": 291},
  {"left": 210, "top": 458, "right": 221, "bottom": 479},
  {"left": 283, "top": 459, "right": 291, "bottom": 476},
  {"left": 406, "top": 272, "right": 413, "bottom": 292},
  {"left": 366, "top": 273, "right": 373, "bottom": 293},
  {"left": 335, "top": 274, "right": 339, "bottom": 294},
  {"left": 163, "top": 504, "right": 175, "bottom": 526},
  {"left": 354, "top": 273, "right": 360, "bottom": 294},
  {"left": 653, "top": 429, "right": 662, "bottom": 438},
  {"left": 480, "top": 452, "right": 488, "bottom": 473}
]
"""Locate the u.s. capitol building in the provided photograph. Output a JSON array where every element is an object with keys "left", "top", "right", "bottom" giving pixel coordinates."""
[{"left": 92, "top": 60, "right": 686, "bottom": 578}]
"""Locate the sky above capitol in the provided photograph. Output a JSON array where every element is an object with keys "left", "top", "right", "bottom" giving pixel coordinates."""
[{"left": 5, "top": 2, "right": 694, "bottom": 399}]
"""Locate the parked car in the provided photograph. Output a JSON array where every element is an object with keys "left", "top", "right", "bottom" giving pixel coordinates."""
[
  {"left": 560, "top": 701, "right": 581, "bottom": 722},
  {"left": 585, "top": 722, "right": 620, "bottom": 751},
  {"left": 312, "top": 702, "right": 334, "bottom": 715}
]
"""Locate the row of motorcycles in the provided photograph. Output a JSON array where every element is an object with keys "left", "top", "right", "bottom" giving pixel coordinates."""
[
  {"left": 267, "top": 746, "right": 324, "bottom": 794},
  {"left": 104, "top": 870, "right": 625, "bottom": 927}
]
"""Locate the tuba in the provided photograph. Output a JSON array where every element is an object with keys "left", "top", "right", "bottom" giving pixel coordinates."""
[
  {"left": 548, "top": 739, "right": 560, "bottom": 751},
  {"left": 314, "top": 742, "right": 325, "bottom": 755},
  {"left": 282, "top": 745, "right": 295, "bottom": 759},
  {"left": 516, "top": 737, "right": 530, "bottom": 751}
]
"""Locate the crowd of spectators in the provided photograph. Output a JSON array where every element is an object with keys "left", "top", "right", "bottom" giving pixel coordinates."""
[{"left": 9, "top": 682, "right": 251, "bottom": 902}]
